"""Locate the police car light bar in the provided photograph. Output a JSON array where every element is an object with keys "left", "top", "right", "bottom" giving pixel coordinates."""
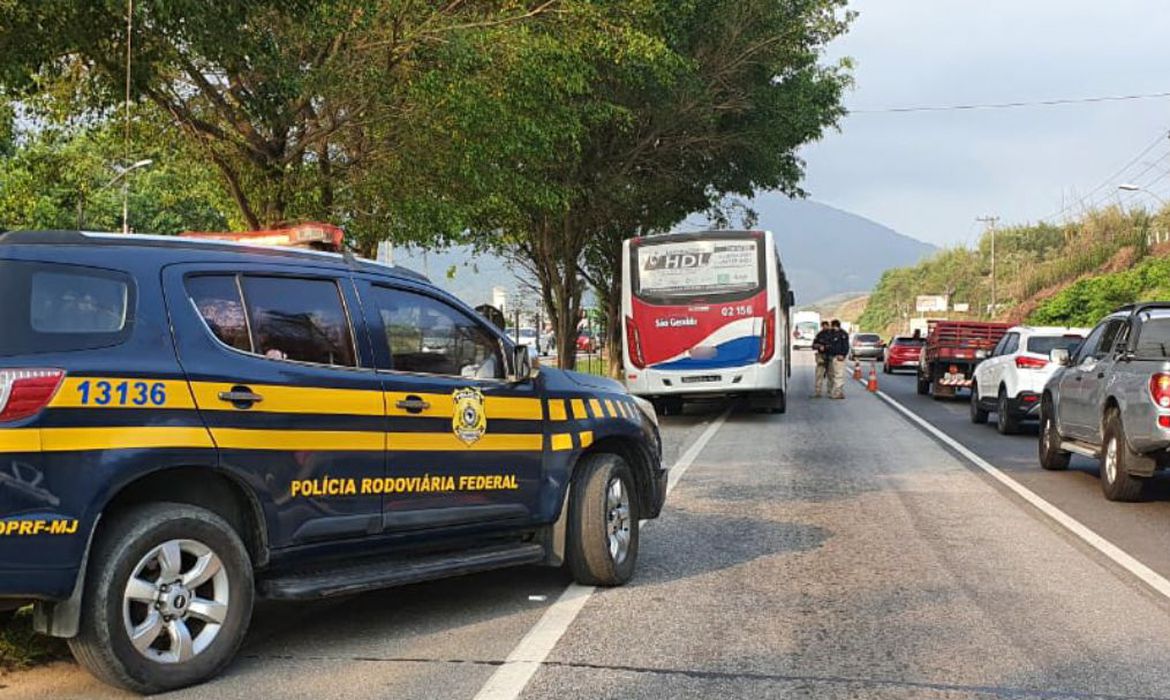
[{"left": 180, "top": 223, "right": 344, "bottom": 252}]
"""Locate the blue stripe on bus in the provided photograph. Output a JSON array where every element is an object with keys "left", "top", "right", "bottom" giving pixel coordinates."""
[{"left": 651, "top": 335, "right": 762, "bottom": 370}]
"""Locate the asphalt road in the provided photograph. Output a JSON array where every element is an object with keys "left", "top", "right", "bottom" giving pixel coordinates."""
[
  {"left": 8, "top": 354, "right": 1170, "bottom": 699},
  {"left": 874, "top": 360, "right": 1170, "bottom": 583}
]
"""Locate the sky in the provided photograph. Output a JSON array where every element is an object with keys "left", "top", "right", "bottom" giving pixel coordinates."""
[{"left": 799, "top": 0, "right": 1170, "bottom": 247}]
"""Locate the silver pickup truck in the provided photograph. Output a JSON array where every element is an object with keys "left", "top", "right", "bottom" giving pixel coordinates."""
[{"left": 1040, "top": 303, "right": 1170, "bottom": 501}]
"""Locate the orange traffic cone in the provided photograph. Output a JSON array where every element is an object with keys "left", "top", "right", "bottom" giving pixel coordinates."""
[
  {"left": 867, "top": 367, "right": 878, "bottom": 393},
  {"left": 852, "top": 361, "right": 862, "bottom": 381}
]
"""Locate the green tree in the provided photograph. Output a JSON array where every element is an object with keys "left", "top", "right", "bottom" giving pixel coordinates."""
[
  {"left": 509, "top": 0, "right": 852, "bottom": 369},
  {"left": 0, "top": 115, "right": 230, "bottom": 234},
  {"left": 1, "top": 1, "right": 564, "bottom": 240}
]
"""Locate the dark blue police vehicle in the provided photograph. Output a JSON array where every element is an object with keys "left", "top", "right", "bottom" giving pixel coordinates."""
[{"left": 0, "top": 230, "right": 665, "bottom": 693}]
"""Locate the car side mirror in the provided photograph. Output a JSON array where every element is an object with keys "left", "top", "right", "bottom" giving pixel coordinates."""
[
  {"left": 1050, "top": 348, "right": 1071, "bottom": 366},
  {"left": 509, "top": 344, "right": 537, "bottom": 383}
]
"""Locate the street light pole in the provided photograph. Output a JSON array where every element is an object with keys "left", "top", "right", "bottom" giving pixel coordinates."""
[
  {"left": 1119, "top": 184, "right": 1169, "bottom": 245},
  {"left": 77, "top": 159, "right": 152, "bottom": 231},
  {"left": 977, "top": 216, "right": 1000, "bottom": 317},
  {"left": 1119, "top": 183, "right": 1168, "bottom": 206}
]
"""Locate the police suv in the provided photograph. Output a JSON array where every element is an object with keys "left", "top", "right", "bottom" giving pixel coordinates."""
[{"left": 0, "top": 230, "right": 665, "bottom": 693}]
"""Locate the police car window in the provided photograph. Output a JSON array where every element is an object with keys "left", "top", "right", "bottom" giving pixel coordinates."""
[
  {"left": 186, "top": 275, "right": 252, "bottom": 353},
  {"left": 241, "top": 276, "right": 357, "bottom": 367},
  {"left": 0, "top": 261, "right": 133, "bottom": 357},
  {"left": 369, "top": 286, "right": 503, "bottom": 379}
]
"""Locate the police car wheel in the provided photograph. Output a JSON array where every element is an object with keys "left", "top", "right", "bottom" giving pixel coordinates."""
[
  {"left": 566, "top": 453, "right": 639, "bottom": 587},
  {"left": 69, "top": 503, "right": 253, "bottom": 694}
]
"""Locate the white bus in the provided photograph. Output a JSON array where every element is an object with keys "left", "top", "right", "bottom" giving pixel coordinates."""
[{"left": 621, "top": 230, "right": 794, "bottom": 415}]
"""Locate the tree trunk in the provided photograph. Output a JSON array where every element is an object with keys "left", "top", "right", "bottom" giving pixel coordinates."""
[{"left": 603, "top": 281, "right": 622, "bottom": 379}]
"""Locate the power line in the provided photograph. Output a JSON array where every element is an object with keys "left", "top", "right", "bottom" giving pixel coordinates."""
[
  {"left": 1040, "top": 129, "right": 1170, "bottom": 223},
  {"left": 850, "top": 91, "right": 1170, "bottom": 115},
  {"left": 1050, "top": 131, "right": 1170, "bottom": 220}
]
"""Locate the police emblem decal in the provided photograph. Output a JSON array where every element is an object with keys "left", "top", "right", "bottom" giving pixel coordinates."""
[{"left": 452, "top": 387, "right": 487, "bottom": 446}]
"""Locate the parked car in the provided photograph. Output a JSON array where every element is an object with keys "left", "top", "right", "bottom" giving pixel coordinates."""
[
  {"left": 0, "top": 230, "right": 665, "bottom": 693},
  {"left": 577, "top": 329, "right": 600, "bottom": 353},
  {"left": 1041, "top": 303, "right": 1170, "bottom": 501},
  {"left": 508, "top": 327, "right": 540, "bottom": 359},
  {"left": 970, "top": 325, "right": 1087, "bottom": 434},
  {"left": 848, "top": 333, "right": 885, "bottom": 361},
  {"left": 883, "top": 335, "right": 925, "bottom": 374}
]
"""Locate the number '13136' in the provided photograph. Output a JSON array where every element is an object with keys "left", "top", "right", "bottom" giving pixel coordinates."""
[{"left": 77, "top": 381, "right": 167, "bottom": 407}]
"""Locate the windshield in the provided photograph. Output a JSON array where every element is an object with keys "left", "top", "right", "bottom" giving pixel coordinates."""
[
  {"left": 633, "top": 237, "right": 762, "bottom": 302},
  {"left": 855, "top": 334, "right": 880, "bottom": 343},
  {"left": 795, "top": 322, "right": 818, "bottom": 335},
  {"left": 1026, "top": 335, "right": 1083, "bottom": 355},
  {"left": 892, "top": 337, "right": 925, "bottom": 346}
]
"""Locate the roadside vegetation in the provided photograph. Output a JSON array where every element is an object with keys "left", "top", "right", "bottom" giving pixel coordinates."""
[
  {"left": 0, "top": 608, "right": 69, "bottom": 672},
  {"left": 858, "top": 206, "right": 1170, "bottom": 335}
]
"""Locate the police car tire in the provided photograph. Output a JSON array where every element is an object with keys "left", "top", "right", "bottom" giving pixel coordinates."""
[
  {"left": 566, "top": 453, "right": 639, "bottom": 587},
  {"left": 69, "top": 503, "right": 253, "bottom": 694}
]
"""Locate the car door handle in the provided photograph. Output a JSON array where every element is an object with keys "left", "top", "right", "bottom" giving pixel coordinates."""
[
  {"left": 218, "top": 387, "right": 264, "bottom": 407},
  {"left": 396, "top": 396, "right": 431, "bottom": 414}
]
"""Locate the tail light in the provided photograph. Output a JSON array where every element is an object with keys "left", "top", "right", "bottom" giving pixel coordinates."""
[
  {"left": 625, "top": 317, "right": 645, "bottom": 369},
  {"left": 759, "top": 308, "right": 776, "bottom": 362},
  {"left": 0, "top": 369, "right": 66, "bottom": 423},
  {"left": 1015, "top": 356, "right": 1048, "bottom": 370},
  {"left": 1150, "top": 373, "right": 1170, "bottom": 408}
]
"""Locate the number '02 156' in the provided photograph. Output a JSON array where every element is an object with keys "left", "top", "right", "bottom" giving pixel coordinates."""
[{"left": 77, "top": 381, "right": 167, "bottom": 407}]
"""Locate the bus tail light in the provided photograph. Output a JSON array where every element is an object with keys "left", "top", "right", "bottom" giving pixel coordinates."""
[
  {"left": 0, "top": 369, "right": 66, "bottom": 423},
  {"left": 1150, "top": 373, "right": 1170, "bottom": 408},
  {"left": 759, "top": 309, "right": 776, "bottom": 363},
  {"left": 626, "top": 317, "right": 645, "bottom": 369}
]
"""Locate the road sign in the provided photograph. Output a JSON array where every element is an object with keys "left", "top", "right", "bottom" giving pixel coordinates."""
[{"left": 916, "top": 295, "right": 949, "bottom": 313}]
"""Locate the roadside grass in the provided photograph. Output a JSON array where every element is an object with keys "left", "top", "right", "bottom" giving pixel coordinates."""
[{"left": 0, "top": 607, "right": 70, "bottom": 672}]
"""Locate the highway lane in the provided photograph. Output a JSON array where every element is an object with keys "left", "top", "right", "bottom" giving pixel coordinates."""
[
  {"left": 872, "top": 359, "right": 1170, "bottom": 584},
  {"left": 9, "top": 355, "right": 1170, "bottom": 699}
]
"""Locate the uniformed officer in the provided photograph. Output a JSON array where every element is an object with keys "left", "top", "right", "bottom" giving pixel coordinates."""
[
  {"left": 827, "top": 319, "right": 850, "bottom": 399},
  {"left": 811, "top": 320, "right": 831, "bottom": 398}
]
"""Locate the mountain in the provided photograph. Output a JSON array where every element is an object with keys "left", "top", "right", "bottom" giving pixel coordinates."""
[
  {"left": 748, "top": 196, "right": 936, "bottom": 306},
  {"left": 387, "top": 196, "right": 935, "bottom": 309}
]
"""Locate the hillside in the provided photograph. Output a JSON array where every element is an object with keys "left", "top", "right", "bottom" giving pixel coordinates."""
[
  {"left": 750, "top": 196, "right": 936, "bottom": 305},
  {"left": 857, "top": 206, "right": 1170, "bottom": 335}
]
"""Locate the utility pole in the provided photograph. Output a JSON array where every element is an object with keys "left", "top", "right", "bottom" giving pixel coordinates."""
[{"left": 977, "top": 216, "right": 1000, "bottom": 316}]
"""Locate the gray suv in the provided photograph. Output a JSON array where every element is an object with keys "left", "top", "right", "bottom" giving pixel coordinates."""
[{"left": 1040, "top": 303, "right": 1170, "bottom": 501}]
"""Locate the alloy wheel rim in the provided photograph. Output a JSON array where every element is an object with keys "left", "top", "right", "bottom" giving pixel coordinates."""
[
  {"left": 1105, "top": 437, "right": 1119, "bottom": 484},
  {"left": 122, "top": 539, "right": 230, "bottom": 664},
  {"left": 606, "top": 477, "right": 632, "bottom": 565}
]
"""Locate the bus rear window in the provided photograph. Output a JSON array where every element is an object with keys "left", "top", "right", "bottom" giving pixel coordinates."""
[
  {"left": 0, "top": 261, "right": 133, "bottom": 357},
  {"left": 633, "top": 238, "right": 761, "bottom": 301}
]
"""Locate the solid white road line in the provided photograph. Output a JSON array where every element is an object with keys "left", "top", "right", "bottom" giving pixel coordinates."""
[
  {"left": 871, "top": 385, "right": 1170, "bottom": 601},
  {"left": 473, "top": 407, "right": 733, "bottom": 700}
]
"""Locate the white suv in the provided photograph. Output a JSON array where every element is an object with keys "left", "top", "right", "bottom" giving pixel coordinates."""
[{"left": 970, "top": 325, "right": 1088, "bottom": 434}]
